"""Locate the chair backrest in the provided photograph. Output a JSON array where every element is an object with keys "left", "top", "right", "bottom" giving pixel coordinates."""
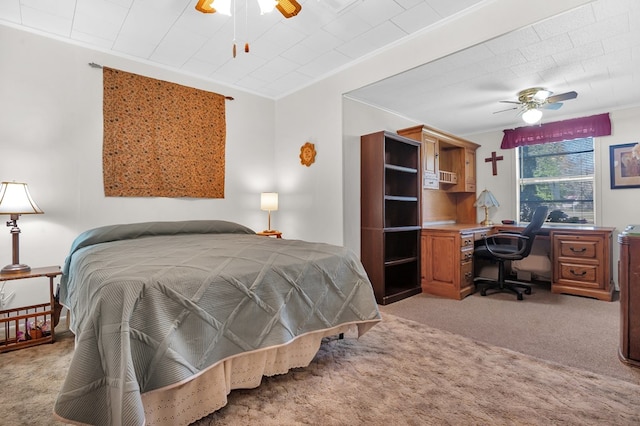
[{"left": 518, "top": 206, "right": 549, "bottom": 257}]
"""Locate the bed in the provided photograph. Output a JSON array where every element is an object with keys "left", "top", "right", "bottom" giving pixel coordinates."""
[{"left": 53, "top": 220, "right": 381, "bottom": 426}]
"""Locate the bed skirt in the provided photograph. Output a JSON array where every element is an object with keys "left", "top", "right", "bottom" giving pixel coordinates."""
[{"left": 140, "top": 320, "right": 379, "bottom": 425}]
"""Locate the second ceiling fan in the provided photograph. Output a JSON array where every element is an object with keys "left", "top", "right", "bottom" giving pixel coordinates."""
[{"left": 496, "top": 87, "right": 578, "bottom": 124}]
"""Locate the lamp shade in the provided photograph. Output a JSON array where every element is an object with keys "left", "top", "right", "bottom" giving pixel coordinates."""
[
  {"left": 214, "top": 0, "right": 232, "bottom": 15},
  {"left": 0, "top": 182, "right": 43, "bottom": 215},
  {"left": 522, "top": 108, "right": 543, "bottom": 124},
  {"left": 257, "top": 0, "right": 277, "bottom": 14},
  {"left": 260, "top": 192, "right": 278, "bottom": 211},
  {"left": 474, "top": 189, "right": 499, "bottom": 208}
]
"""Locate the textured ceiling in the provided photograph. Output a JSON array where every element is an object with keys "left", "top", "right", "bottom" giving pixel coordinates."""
[
  {"left": 348, "top": 0, "right": 640, "bottom": 135},
  {"left": 2, "top": 0, "right": 639, "bottom": 136},
  {"left": 0, "top": 0, "right": 484, "bottom": 98}
]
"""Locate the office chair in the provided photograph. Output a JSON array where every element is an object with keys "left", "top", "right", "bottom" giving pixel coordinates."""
[{"left": 473, "top": 206, "right": 549, "bottom": 300}]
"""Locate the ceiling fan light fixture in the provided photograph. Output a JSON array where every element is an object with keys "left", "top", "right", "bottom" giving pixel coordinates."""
[
  {"left": 215, "top": 0, "right": 232, "bottom": 15},
  {"left": 533, "top": 89, "right": 552, "bottom": 102},
  {"left": 257, "top": 0, "right": 277, "bottom": 14},
  {"left": 522, "top": 108, "right": 543, "bottom": 124}
]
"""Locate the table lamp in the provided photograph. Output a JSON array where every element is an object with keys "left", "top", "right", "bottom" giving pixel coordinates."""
[
  {"left": 260, "top": 192, "right": 278, "bottom": 233},
  {"left": 474, "top": 189, "right": 499, "bottom": 226},
  {"left": 0, "top": 181, "right": 44, "bottom": 274}
]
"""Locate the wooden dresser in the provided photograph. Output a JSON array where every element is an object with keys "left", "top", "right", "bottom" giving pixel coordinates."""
[{"left": 618, "top": 225, "right": 640, "bottom": 367}]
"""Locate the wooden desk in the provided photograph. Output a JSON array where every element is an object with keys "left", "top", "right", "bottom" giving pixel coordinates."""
[{"left": 422, "top": 224, "right": 615, "bottom": 301}]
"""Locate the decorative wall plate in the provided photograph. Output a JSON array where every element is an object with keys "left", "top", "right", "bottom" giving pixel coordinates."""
[{"left": 300, "top": 142, "right": 316, "bottom": 167}]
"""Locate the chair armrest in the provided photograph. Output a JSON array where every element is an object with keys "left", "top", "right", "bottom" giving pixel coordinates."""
[
  {"left": 496, "top": 230, "right": 522, "bottom": 236},
  {"left": 484, "top": 233, "right": 527, "bottom": 244},
  {"left": 482, "top": 234, "right": 531, "bottom": 259}
]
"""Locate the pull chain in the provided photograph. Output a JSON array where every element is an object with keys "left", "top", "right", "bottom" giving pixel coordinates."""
[
  {"left": 232, "top": 0, "right": 237, "bottom": 57},
  {"left": 244, "top": 0, "right": 250, "bottom": 53}
]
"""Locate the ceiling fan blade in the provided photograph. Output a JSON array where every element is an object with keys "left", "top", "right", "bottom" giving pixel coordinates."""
[
  {"left": 547, "top": 91, "right": 577, "bottom": 103},
  {"left": 542, "top": 102, "right": 563, "bottom": 110},
  {"left": 276, "top": 0, "right": 302, "bottom": 18},
  {"left": 493, "top": 106, "right": 519, "bottom": 114},
  {"left": 499, "top": 100, "right": 521, "bottom": 104},
  {"left": 195, "top": 0, "right": 215, "bottom": 13}
]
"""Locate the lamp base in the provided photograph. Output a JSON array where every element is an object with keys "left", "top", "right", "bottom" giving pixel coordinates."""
[
  {"left": 1, "top": 263, "right": 31, "bottom": 274},
  {"left": 261, "top": 229, "right": 280, "bottom": 234},
  {"left": 480, "top": 206, "right": 493, "bottom": 226}
]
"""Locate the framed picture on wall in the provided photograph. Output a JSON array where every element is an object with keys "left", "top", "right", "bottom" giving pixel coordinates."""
[{"left": 610, "top": 142, "right": 640, "bottom": 189}]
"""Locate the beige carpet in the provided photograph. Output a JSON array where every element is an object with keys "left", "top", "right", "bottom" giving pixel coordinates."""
[{"left": 2, "top": 314, "right": 640, "bottom": 425}]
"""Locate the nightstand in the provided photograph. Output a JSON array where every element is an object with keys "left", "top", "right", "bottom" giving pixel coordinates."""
[
  {"left": 0, "top": 266, "right": 61, "bottom": 353},
  {"left": 257, "top": 231, "right": 282, "bottom": 238}
]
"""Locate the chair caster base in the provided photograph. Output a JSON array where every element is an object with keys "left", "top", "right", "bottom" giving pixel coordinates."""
[{"left": 475, "top": 280, "right": 530, "bottom": 301}]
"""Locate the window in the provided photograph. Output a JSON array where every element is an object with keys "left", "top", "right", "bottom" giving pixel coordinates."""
[{"left": 517, "top": 137, "right": 594, "bottom": 224}]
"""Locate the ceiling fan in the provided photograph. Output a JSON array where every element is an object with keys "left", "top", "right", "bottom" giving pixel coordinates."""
[
  {"left": 195, "top": 0, "right": 302, "bottom": 57},
  {"left": 195, "top": 0, "right": 301, "bottom": 18},
  {"left": 495, "top": 87, "right": 578, "bottom": 124}
]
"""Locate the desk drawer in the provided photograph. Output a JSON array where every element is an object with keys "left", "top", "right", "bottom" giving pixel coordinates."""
[
  {"left": 461, "top": 261, "right": 473, "bottom": 287},
  {"left": 474, "top": 229, "right": 490, "bottom": 241},
  {"left": 555, "top": 235, "right": 601, "bottom": 260},
  {"left": 461, "top": 247, "right": 474, "bottom": 262},
  {"left": 558, "top": 240, "right": 598, "bottom": 259},
  {"left": 557, "top": 262, "right": 599, "bottom": 287},
  {"left": 461, "top": 234, "right": 474, "bottom": 248}
]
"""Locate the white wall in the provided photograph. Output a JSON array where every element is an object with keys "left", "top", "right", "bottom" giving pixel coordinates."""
[
  {"left": 0, "top": 25, "right": 276, "bottom": 308},
  {"left": 467, "top": 106, "right": 640, "bottom": 287},
  {"left": 274, "top": 0, "right": 591, "bottom": 247},
  {"left": 471, "top": 107, "right": 640, "bottom": 232},
  {"left": 342, "top": 98, "right": 417, "bottom": 254}
]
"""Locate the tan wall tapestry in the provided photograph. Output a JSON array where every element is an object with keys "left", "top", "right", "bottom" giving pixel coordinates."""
[{"left": 103, "top": 67, "right": 226, "bottom": 198}]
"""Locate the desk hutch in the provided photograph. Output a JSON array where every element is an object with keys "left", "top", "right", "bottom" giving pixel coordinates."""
[{"left": 397, "top": 125, "right": 480, "bottom": 224}]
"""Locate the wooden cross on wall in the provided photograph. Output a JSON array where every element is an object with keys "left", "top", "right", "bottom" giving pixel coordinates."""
[{"left": 485, "top": 151, "right": 504, "bottom": 176}]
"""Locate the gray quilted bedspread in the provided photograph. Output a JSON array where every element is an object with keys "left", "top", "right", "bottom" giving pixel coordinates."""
[{"left": 53, "top": 220, "right": 380, "bottom": 426}]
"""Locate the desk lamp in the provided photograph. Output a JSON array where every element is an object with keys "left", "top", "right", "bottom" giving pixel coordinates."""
[
  {"left": 0, "top": 181, "right": 43, "bottom": 274},
  {"left": 474, "top": 189, "right": 499, "bottom": 226},
  {"left": 260, "top": 192, "right": 279, "bottom": 233}
]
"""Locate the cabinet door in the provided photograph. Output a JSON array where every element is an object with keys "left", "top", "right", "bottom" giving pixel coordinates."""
[
  {"left": 423, "top": 231, "right": 465, "bottom": 299},
  {"left": 424, "top": 233, "right": 457, "bottom": 285},
  {"left": 464, "top": 148, "right": 476, "bottom": 192},
  {"left": 422, "top": 133, "right": 439, "bottom": 177}
]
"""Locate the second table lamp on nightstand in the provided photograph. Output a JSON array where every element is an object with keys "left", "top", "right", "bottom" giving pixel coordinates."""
[{"left": 260, "top": 192, "right": 279, "bottom": 233}]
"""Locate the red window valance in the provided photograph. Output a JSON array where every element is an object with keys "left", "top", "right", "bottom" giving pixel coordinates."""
[{"left": 501, "top": 113, "right": 611, "bottom": 149}]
